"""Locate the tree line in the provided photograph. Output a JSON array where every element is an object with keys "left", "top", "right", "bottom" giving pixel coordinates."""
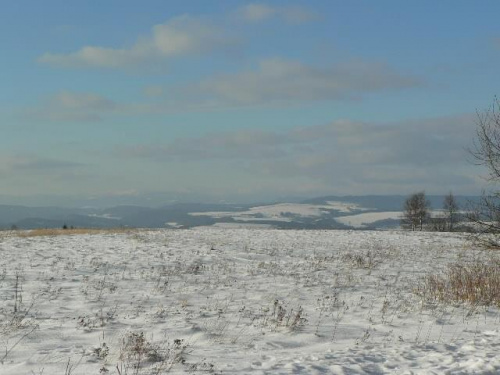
[{"left": 401, "top": 191, "right": 459, "bottom": 232}]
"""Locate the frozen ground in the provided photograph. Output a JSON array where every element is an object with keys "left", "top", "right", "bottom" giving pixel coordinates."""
[{"left": 1, "top": 229, "right": 499, "bottom": 374}]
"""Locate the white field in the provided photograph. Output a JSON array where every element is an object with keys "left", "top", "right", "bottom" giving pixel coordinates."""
[
  {"left": 1, "top": 229, "right": 500, "bottom": 374},
  {"left": 190, "top": 201, "right": 368, "bottom": 222},
  {"left": 335, "top": 212, "right": 402, "bottom": 228},
  {"left": 334, "top": 210, "right": 464, "bottom": 229}
]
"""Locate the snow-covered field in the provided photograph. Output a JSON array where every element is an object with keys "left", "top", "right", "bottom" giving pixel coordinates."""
[
  {"left": 190, "top": 201, "right": 368, "bottom": 223},
  {"left": 335, "top": 212, "right": 402, "bottom": 228},
  {"left": 1, "top": 229, "right": 500, "bottom": 374}
]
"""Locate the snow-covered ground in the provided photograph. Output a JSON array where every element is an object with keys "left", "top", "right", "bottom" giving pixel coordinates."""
[
  {"left": 1, "top": 229, "right": 499, "bottom": 374},
  {"left": 190, "top": 201, "right": 368, "bottom": 223},
  {"left": 335, "top": 212, "right": 402, "bottom": 228}
]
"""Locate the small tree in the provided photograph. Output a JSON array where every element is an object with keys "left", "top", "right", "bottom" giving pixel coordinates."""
[
  {"left": 402, "top": 192, "right": 430, "bottom": 231},
  {"left": 443, "top": 192, "right": 459, "bottom": 231}
]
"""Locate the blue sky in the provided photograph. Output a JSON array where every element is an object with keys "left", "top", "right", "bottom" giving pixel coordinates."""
[{"left": 1, "top": 1, "right": 499, "bottom": 206}]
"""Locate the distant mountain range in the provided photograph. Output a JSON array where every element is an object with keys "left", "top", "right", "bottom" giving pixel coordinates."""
[{"left": 0, "top": 195, "right": 480, "bottom": 230}]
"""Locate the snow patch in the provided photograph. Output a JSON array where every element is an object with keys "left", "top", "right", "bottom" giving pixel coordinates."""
[{"left": 336, "top": 211, "right": 402, "bottom": 228}]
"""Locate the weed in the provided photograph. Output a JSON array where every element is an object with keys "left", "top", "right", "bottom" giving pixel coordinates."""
[
  {"left": 117, "top": 332, "right": 189, "bottom": 374},
  {"left": 342, "top": 250, "right": 379, "bottom": 269},
  {"left": 94, "top": 342, "right": 110, "bottom": 360},
  {"left": 0, "top": 272, "right": 39, "bottom": 364},
  {"left": 261, "top": 299, "right": 307, "bottom": 330},
  {"left": 418, "top": 259, "right": 500, "bottom": 306}
]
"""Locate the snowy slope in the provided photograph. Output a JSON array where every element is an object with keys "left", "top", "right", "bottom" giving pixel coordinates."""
[
  {"left": 190, "top": 201, "right": 368, "bottom": 224},
  {"left": 335, "top": 211, "right": 403, "bottom": 228},
  {"left": 0, "top": 229, "right": 499, "bottom": 374}
]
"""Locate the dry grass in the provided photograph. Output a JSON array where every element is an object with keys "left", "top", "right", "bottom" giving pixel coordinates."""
[
  {"left": 13, "top": 228, "right": 137, "bottom": 238},
  {"left": 419, "top": 260, "right": 500, "bottom": 306}
]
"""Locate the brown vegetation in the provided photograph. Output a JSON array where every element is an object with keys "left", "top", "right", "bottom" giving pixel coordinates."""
[{"left": 418, "top": 260, "right": 500, "bottom": 306}]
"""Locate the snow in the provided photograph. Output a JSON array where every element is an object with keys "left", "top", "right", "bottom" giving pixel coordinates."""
[
  {"left": 335, "top": 211, "right": 402, "bottom": 228},
  {"left": 210, "top": 223, "right": 274, "bottom": 229},
  {"left": 190, "top": 201, "right": 368, "bottom": 223},
  {"left": 1, "top": 229, "right": 499, "bottom": 374},
  {"left": 335, "top": 210, "right": 467, "bottom": 229},
  {"left": 165, "top": 222, "right": 183, "bottom": 228},
  {"left": 325, "top": 201, "right": 370, "bottom": 213}
]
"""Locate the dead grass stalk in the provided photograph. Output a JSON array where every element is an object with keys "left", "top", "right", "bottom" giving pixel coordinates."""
[{"left": 418, "top": 260, "right": 500, "bottom": 306}]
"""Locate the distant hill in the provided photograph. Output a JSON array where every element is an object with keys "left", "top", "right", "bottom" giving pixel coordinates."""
[
  {"left": 0, "top": 195, "right": 481, "bottom": 230},
  {"left": 301, "top": 195, "right": 478, "bottom": 212}
]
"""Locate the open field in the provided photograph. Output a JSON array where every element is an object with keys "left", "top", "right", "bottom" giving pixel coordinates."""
[
  {"left": 9, "top": 228, "right": 139, "bottom": 238},
  {"left": 1, "top": 228, "right": 500, "bottom": 374}
]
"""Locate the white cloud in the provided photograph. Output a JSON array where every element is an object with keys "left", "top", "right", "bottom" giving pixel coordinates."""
[
  {"left": 38, "top": 15, "right": 238, "bottom": 69},
  {"left": 240, "top": 4, "right": 276, "bottom": 22},
  {"left": 151, "top": 16, "right": 235, "bottom": 56},
  {"left": 239, "top": 3, "right": 318, "bottom": 24},
  {"left": 28, "top": 56, "right": 420, "bottom": 122},
  {"left": 179, "top": 58, "right": 420, "bottom": 106}
]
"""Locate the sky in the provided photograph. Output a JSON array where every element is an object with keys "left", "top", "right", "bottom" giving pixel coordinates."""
[{"left": 1, "top": 0, "right": 500, "bottom": 206}]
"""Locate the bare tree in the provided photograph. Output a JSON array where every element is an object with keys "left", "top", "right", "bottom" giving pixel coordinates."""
[
  {"left": 402, "top": 192, "right": 430, "bottom": 231},
  {"left": 470, "top": 97, "right": 500, "bottom": 182},
  {"left": 443, "top": 192, "right": 459, "bottom": 231},
  {"left": 469, "top": 98, "right": 500, "bottom": 245},
  {"left": 466, "top": 193, "right": 500, "bottom": 245}
]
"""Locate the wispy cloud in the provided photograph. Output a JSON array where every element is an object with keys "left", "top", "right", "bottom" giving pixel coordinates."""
[
  {"left": 116, "top": 114, "right": 476, "bottom": 194},
  {"left": 38, "top": 15, "right": 238, "bottom": 70},
  {"left": 253, "top": 115, "right": 478, "bottom": 193},
  {"left": 118, "top": 115, "right": 473, "bottom": 164},
  {"left": 176, "top": 58, "right": 421, "bottom": 107},
  {"left": 27, "top": 91, "right": 118, "bottom": 122},
  {"left": 238, "top": 3, "right": 318, "bottom": 24},
  {"left": 117, "top": 130, "right": 288, "bottom": 161},
  {"left": 28, "top": 56, "right": 421, "bottom": 122},
  {"left": 0, "top": 154, "right": 85, "bottom": 171}
]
